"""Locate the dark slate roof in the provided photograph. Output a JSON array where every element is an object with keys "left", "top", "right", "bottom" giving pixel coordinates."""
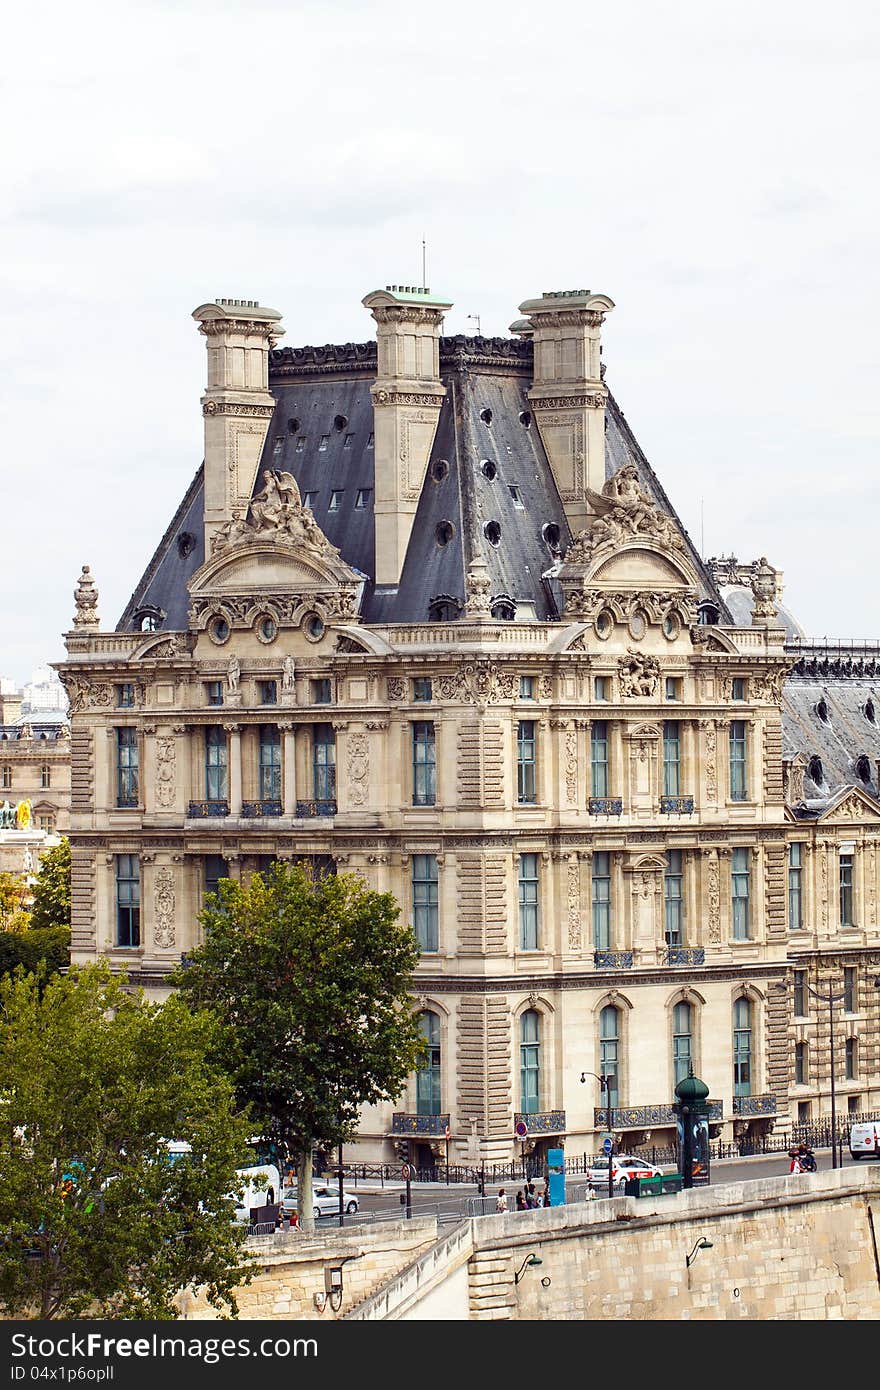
[
  {"left": 720, "top": 584, "right": 803, "bottom": 641},
  {"left": 0, "top": 723, "right": 67, "bottom": 741},
  {"left": 119, "top": 336, "right": 728, "bottom": 630},
  {"left": 782, "top": 643, "right": 880, "bottom": 811}
]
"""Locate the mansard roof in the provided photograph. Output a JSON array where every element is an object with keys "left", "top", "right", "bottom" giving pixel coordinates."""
[
  {"left": 119, "top": 335, "right": 728, "bottom": 631},
  {"left": 782, "top": 642, "right": 880, "bottom": 813}
]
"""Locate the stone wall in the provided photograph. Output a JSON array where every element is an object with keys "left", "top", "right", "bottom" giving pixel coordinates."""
[{"left": 178, "top": 1217, "right": 438, "bottom": 1321}]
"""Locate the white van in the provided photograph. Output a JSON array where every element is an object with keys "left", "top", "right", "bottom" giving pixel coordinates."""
[
  {"left": 849, "top": 1122, "right": 880, "bottom": 1159},
  {"left": 230, "top": 1163, "right": 281, "bottom": 1223}
]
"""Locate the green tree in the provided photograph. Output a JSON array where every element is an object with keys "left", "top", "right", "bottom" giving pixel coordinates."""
[
  {"left": 174, "top": 861, "right": 425, "bottom": 1230},
  {"left": 0, "top": 925, "right": 69, "bottom": 980},
  {"left": 0, "top": 962, "right": 253, "bottom": 1319},
  {"left": 28, "top": 837, "right": 71, "bottom": 931},
  {"left": 0, "top": 871, "right": 30, "bottom": 933}
]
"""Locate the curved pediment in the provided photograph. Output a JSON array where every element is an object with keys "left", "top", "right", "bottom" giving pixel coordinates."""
[
  {"left": 590, "top": 545, "right": 697, "bottom": 590},
  {"left": 189, "top": 540, "right": 359, "bottom": 597}
]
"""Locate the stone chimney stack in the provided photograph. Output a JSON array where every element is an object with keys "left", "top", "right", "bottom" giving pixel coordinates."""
[
  {"left": 362, "top": 285, "right": 453, "bottom": 587},
  {"left": 192, "top": 299, "right": 285, "bottom": 553},
  {"left": 519, "top": 289, "right": 615, "bottom": 534}
]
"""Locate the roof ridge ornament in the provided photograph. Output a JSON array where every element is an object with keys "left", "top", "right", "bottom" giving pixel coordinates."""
[
  {"left": 72, "top": 565, "right": 100, "bottom": 630},
  {"left": 564, "top": 465, "right": 686, "bottom": 566},
  {"left": 464, "top": 555, "right": 492, "bottom": 619},
  {"left": 210, "top": 469, "right": 341, "bottom": 562}
]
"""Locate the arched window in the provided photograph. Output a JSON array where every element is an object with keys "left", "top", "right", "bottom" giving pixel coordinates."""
[
  {"left": 416, "top": 1012, "right": 441, "bottom": 1116},
  {"left": 733, "top": 997, "right": 752, "bottom": 1097},
  {"left": 672, "top": 1001, "right": 692, "bottom": 1085},
  {"left": 599, "top": 1005, "right": 620, "bottom": 1109},
  {"left": 520, "top": 1010, "right": 541, "bottom": 1115}
]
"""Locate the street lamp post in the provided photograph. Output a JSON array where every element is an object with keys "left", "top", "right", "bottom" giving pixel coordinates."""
[
  {"left": 580, "top": 1071, "right": 615, "bottom": 1200},
  {"left": 806, "top": 979, "right": 847, "bottom": 1170}
]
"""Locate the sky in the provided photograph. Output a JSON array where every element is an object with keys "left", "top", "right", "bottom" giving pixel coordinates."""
[{"left": 2, "top": 0, "right": 879, "bottom": 686}]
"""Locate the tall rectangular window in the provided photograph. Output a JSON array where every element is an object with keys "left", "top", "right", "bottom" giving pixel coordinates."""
[
  {"left": 115, "top": 854, "right": 140, "bottom": 948},
  {"left": 664, "top": 850, "right": 683, "bottom": 947},
  {"left": 731, "top": 847, "right": 751, "bottom": 939},
  {"left": 116, "top": 727, "right": 139, "bottom": 807},
  {"left": 795, "top": 1041, "right": 807, "bottom": 1085},
  {"left": 591, "top": 721, "right": 609, "bottom": 798},
  {"left": 40, "top": 764, "right": 51, "bottom": 789},
  {"left": 518, "top": 853, "right": 539, "bottom": 950},
  {"left": 312, "top": 724, "right": 336, "bottom": 801},
  {"left": 312, "top": 678, "right": 332, "bottom": 705},
  {"left": 0, "top": 766, "right": 11, "bottom": 789},
  {"left": 663, "top": 720, "right": 680, "bottom": 797},
  {"left": 517, "top": 721, "right": 537, "bottom": 804},
  {"left": 413, "top": 678, "right": 432, "bottom": 703},
  {"left": 204, "top": 854, "right": 228, "bottom": 903},
  {"left": 793, "top": 969, "right": 806, "bottom": 1017},
  {"left": 594, "top": 676, "right": 609, "bottom": 702},
  {"left": 845, "top": 1037, "right": 857, "bottom": 1080},
  {"left": 840, "top": 853, "right": 854, "bottom": 926},
  {"left": 412, "top": 722, "right": 436, "bottom": 806},
  {"left": 205, "top": 681, "right": 223, "bottom": 707},
  {"left": 592, "top": 851, "right": 611, "bottom": 949},
  {"left": 258, "top": 725, "right": 281, "bottom": 801},
  {"left": 732, "top": 677, "right": 746, "bottom": 702},
  {"left": 729, "top": 721, "right": 748, "bottom": 801},
  {"left": 205, "top": 727, "right": 227, "bottom": 802},
  {"left": 844, "top": 966, "right": 857, "bottom": 1013},
  {"left": 116, "top": 683, "right": 135, "bottom": 708},
  {"left": 519, "top": 675, "right": 535, "bottom": 700},
  {"left": 788, "top": 843, "right": 803, "bottom": 930},
  {"left": 412, "top": 855, "right": 439, "bottom": 953},
  {"left": 258, "top": 680, "right": 277, "bottom": 706}
]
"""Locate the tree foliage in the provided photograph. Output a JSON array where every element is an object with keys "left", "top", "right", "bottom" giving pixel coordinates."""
[
  {"left": 0, "top": 872, "right": 30, "bottom": 934},
  {"left": 174, "top": 862, "right": 425, "bottom": 1227},
  {"left": 0, "top": 925, "right": 70, "bottom": 980},
  {"left": 28, "top": 837, "right": 71, "bottom": 931},
  {"left": 0, "top": 962, "right": 253, "bottom": 1319}
]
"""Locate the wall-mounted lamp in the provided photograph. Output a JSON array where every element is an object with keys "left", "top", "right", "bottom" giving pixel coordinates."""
[
  {"left": 514, "top": 1253, "right": 543, "bottom": 1285},
  {"left": 685, "top": 1238, "right": 713, "bottom": 1269}
]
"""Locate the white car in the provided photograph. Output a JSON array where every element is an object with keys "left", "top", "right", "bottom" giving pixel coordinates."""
[
  {"left": 282, "top": 1183, "right": 359, "bottom": 1219},
  {"left": 586, "top": 1154, "right": 664, "bottom": 1193}
]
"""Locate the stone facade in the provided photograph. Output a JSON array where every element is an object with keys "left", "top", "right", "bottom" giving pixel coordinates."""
[{"left": 56, "top": 281, "right": 880, "bottom": 1167}]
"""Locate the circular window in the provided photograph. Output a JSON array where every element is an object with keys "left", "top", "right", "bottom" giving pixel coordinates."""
[
  {"left": 177, "top": 531, "right": 195, "bottom": 558},
  {"left": 208, "top": 616, "right": 230, "bottom": 645},
  {"left": 480, "top": 407, "right": 493, "bottom": 425},
  {"left": 435, "top": 521, "right": 454, "bottom": 546},
  {"left": 304, "top": 613, "right": 325, "bottom": 642},
  {"left": 662, "top": 612, "right": 680, "bottom": 640},
  {"left": 484, "top": 520, "right": 501, "bottom": 547},
  {"left": 431, "top": 459, "right": 449, "bottom": 482},
  {"left": 628, "top": 610, "right": 647, "bottom": 641},
  {"left": 334, "top": 414, "right": 348, "bottom": 431},
  {"left": 595, "top": 610, "right": 614, "bottom": 640},
  {"left": 519, "top": 410, "right": 532, "bottom": 429},
  {"left": 256, "top": 615, "right": 277, "bottom": 644},
  {"left": 480, "top": 459, "right": 497, "bottom": 481},
  {"left": 542, "top": 522, "right": 561, "bottom": 549}
]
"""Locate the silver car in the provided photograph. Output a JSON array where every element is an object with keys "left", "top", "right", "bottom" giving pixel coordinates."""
[{"left": 282, "top": 1183, "right": 359, "bottom": 1219}]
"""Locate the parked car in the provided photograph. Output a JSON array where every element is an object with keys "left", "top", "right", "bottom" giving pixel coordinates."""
[
  {"left": 282, "top": 1183, "right": 359, "bottom": 1219},
  {"left": 849, "top": 1121, "right": 880, "bottom": 1159},
  {"left": 586, "top": 1154, "right": 664, "bottom": 1192}
]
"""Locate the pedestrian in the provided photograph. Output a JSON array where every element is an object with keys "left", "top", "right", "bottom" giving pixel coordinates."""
[
  {"left": 541, "top": 1187, "right": 551, "bottom": 1207},
  {"left": 495, "top": 1188, "right": 508, "bottom": 1213},
  {"left": 788, "top": 1148, "right": 803, "bottom": 1174},
  {"left": 525, "top": 1183, "right": 537, "bottom": 1209},
  {"left": 585, "top": 1182, "right": 597, "bottom": 1200},
  {"left": 515, "top": 1189, "right": 526, "bottom": 1211}
]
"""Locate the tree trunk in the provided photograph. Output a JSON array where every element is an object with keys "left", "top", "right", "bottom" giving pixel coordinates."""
[{"left": 297, "top": 1145, "right": 314, "bottom": 1233}]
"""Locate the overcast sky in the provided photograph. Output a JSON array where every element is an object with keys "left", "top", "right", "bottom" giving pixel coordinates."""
[{"left": 2, "top": 0, "right": 879, "bottom": 686}]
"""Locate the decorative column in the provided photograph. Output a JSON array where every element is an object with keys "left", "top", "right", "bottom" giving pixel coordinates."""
[
  {"left": 225, "top": 723, "right": 242, "bottom": 816},
  {"left": 280, "top": 722, "right": 297, "bottom": 816}
]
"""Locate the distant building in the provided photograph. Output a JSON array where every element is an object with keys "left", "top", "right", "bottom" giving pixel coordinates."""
[
  {"left": 57, "top": 285, "right": 880, "bottom": 1166},
  {"left": 0, "top": 672, "right": 70, "bottom": 877}
]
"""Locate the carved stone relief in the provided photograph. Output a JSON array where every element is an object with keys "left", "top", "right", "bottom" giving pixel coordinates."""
[
  {"left": 155, "top": 737, "right": 176, "bottom": 809},
  {"left": 618, "top": 650, "right": 660, "bottom": 698},
  {"left": 706, "top": 850, "right": 721, "bottom": 943},
  {"left": 700, "top": 720, "right": 717, "bottom": 801},
  {"left": 154, "top": 867, "right": 176, "bottom": 949},
  {"left": 567, "top": 853, "right": 581, "bottom": 950},
  {"left": 348, "top": 733, "right": 369, "bottom": 807},
  {"left": 565, "top": 727, "right": 578, "bottom": 805}
]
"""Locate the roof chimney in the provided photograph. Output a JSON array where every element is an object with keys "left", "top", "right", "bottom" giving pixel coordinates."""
[
  {"left": 191, "top": 299, "right": 285, "bottom": 553},
  {"left": 362, "top": 285, "right": 453, "bottom": 586},
  {"left": 518, "top": 289, "right": 614, "bottom": 534}
]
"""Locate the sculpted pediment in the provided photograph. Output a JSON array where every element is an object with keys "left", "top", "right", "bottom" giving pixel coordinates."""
[
  {"left": 190, "top": 542, "right": 358, "bottom": 596},
  {"left": 626, "top": 852, "right": 667, "bottom": 873},
  {"left": 591, "top": 548, "right": 693, "bottom": 588},
  {"left": 818, "top": 787, "right": 880, "bottom": 824}
]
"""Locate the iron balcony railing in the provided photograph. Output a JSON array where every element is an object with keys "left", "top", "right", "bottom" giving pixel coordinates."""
[
  {"left": 390, "top": 1113, "right": 450, "bottom": 1137},
  {"left": 593, "top": 950, "right": 634, "bottom": 969},
  {"left": 187, "top": 800, "right": 229, "bottom": 818},
  {"left": 241, "top": 800, "right": 283, "bottom": 818},
  {"left": 665, "top": 948, "right": 705, "bottom": 966},
  {"left": 660, "top": 795, "right": 695, "bottom": 814},
  {"left": 588, "top": 797, "right": 623, "bottom": 815},
  {"left": 732, "top": 1093, "right": 777, "bottom": 1116},
  {"left": 513, "top": 1110, "right": 566, "bottom": 1135},
  {"left": 296, "top": 800, "right": 337, "bottom": 818},
  {"left": 593, "top": 1099, "right": 724, "bottom": 1128}
]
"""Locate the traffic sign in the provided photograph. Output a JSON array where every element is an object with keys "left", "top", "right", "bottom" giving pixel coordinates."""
[
  {"left": 515, "top": 1121, "right": 528, "bottom": 1138},
  {"left": 602, "top": 1137, "right": 613, "bottom": 1155},
  {"left": 444, "top": 1124, "right": 451, "bottom": 1141},
  {"left": 401, "top": 1163, "right": 411, "bottom": 1180}
]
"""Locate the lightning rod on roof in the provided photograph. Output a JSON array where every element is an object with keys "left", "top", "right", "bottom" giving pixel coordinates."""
[{"left": 422, "top": 237, "right": 426, "bottom": 291}]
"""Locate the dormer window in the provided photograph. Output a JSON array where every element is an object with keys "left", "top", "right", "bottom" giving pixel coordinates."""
[
  {"left": 865, "top": 699, "right": 876, "bottom": 725},
  {"left": 808, "top": 756, "right": 824, "bottom": 785},
  {"left": 490, "top": 596, "right": 516, "bottom": 621},
  {"left": 698, "top": 602, "right": 720, "bottom": 626},
  {"left": 855, "top": 755, "right": 871, "bottom": 783},
  {"left": 133, "top": 606, "right": 163, "bottom": 632},
  {"left": 816, "top": 698, "right": 830, "bottom": 725},
  {"left": 429, "top": 596, "right": 462, "bottom": 622}
]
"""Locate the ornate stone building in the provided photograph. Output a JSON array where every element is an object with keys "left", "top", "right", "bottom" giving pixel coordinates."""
[
  {"left": 0, "top": 679, "right": 70, "bottom": 876},
  {"left": 57, "top": 286, "right": 880, "bottom": 1166}
]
